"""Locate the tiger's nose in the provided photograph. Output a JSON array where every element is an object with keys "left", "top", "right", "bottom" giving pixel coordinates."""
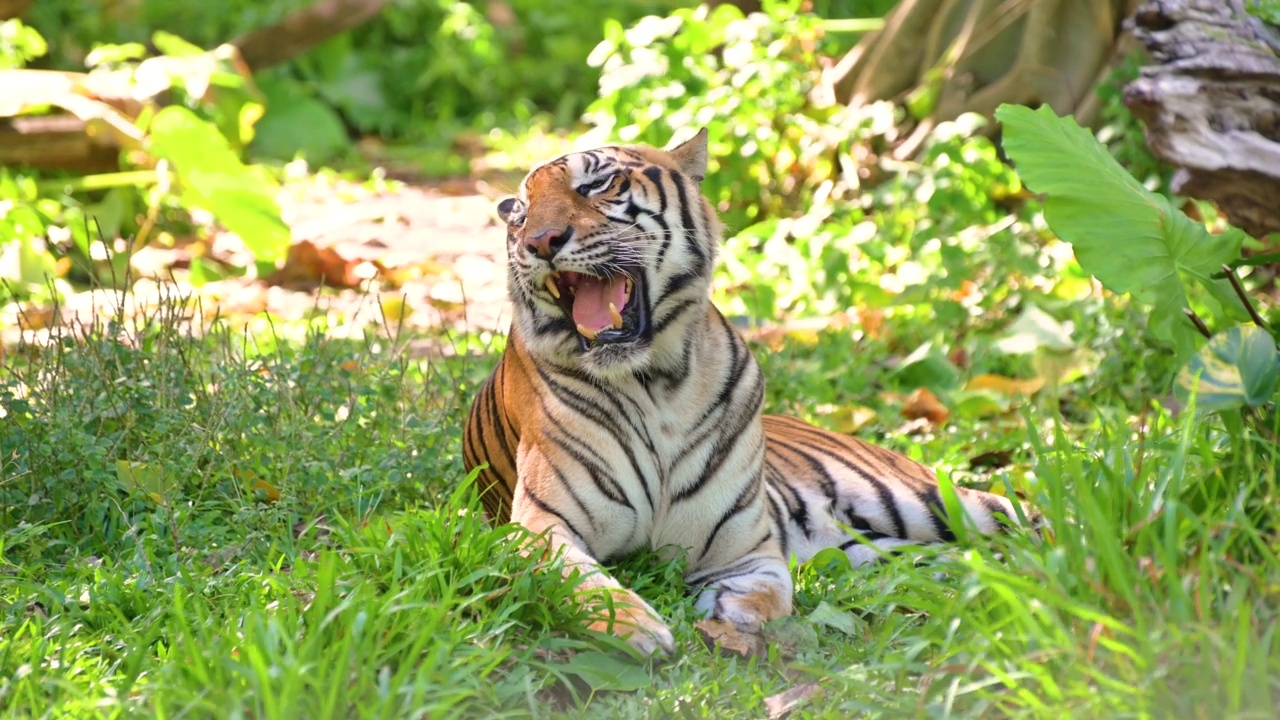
[{"left": 526, "top": 226, "right": 571, "bottom": 260}]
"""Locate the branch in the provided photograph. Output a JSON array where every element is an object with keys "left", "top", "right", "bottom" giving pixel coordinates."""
[{"left": 231, "top": 0, "right": 389, "bottom": 72}]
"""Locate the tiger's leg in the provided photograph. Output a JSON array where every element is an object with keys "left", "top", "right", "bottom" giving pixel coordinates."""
[
  {"left": 686, "top": 539, "right": 794, "bottom": 656},
  {"left": 690, "top": 554, "right": 794, "bottom": 627},
  {"left": 509, "top": 452, "right": 675, "bottom": 658}
]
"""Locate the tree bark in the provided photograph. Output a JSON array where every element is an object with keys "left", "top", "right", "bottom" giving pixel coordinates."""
[{"left": 1123, "top": 0, "right": 1280, "bottom": 238}]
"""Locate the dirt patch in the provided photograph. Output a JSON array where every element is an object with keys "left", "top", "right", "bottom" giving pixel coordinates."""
[{"left": 3, "top": 177, "right": 516, "bottom": 352}]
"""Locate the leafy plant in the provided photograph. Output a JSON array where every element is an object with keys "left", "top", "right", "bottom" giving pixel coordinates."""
[
  {"left": 996, "top": 103, "right": 1247, "bottom": 361},
  {"left": 1247, "top": 0, "right": 1280, "bottom": 25},
  {"left": 997, "top": 103, "right": 1278, "bottom": 453},
  {"left": 587, "top": 0, "right": 835, "bottom": 230},
  {"left": 0, "top": 18, "right": 47, "bottom": 69},
  {"left": 0, "top": 27, "right": 289, "bottom": 303}
]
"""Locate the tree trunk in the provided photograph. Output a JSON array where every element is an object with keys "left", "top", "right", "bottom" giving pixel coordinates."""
[
  {"left": 1123, "top": 0, "right": 1280, "bottom": 239},
  {"left": 832, "top": 0, "right": 1143, "bottom": 133}
]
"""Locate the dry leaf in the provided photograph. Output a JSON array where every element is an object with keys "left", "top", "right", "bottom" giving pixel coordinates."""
[
  {"left": 270, "top": 240, "right": 381, "bottom": 289},
  {"left": 235, "top": 468, "right": 282, "bottom": 503},
  {"left": 902, "top": 387, "right": 949, "bottom": 425},
  {"left": 825, "top": 404, "right": 877, "bottom": 435},
  {"left": 856, "top": 306, "right": 885, "bottom": 339},
  {"left": 696, "top": 618, "right": 765, "bottom": 658},
  {"left": 764, "top": 682, "right": 824, "bottom": 720},
  {"left": 965, "top": 373, "right": 1045, "bottom": 397}
]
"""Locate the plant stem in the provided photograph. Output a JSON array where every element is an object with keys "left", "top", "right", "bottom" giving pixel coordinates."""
[
  {"left": 1220, "top": 264, "right": 1271, "bottom": 332},
  {"left": 36, "top": 171, "right": 159, "bottom": 194}
]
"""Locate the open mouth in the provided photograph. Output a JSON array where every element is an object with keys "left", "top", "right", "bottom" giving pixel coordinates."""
[{"left": 543, "top": 270, "right": 648, "bottom": 351}]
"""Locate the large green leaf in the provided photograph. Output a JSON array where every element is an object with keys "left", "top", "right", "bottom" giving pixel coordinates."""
[
  {"left": 148, "top": 106, "right": 291, "bottom": 264},
  {"left": 1176, "top": 325, "right": 1280, "bottom": 413},
  {"left": 995, "top": 104, "right": 1246, "bottom": 360}
]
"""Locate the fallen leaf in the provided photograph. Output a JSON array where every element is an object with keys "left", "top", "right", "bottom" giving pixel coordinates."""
[
  {"left": 16, "top": 304, "right": 57, "bottom": 331},
  {"left": 994, "top": 305, "right": 1075, "bottom": 354},
  {"left": 951, "top": 390, "right": 1010, "bottom": 418},
  {"left": 820, "top": 404, "right": 877, "bottom": 435},
  {"left": 235, "top": 468, "right": 281, "bottom": 502},
  {"left": 857, "top": 306, "right": 885, "bottom": 339},
  {"left": 902, "top": 387, "right": 949, "bottom": 425},
  {"left": 269, "top": 239, "right": 375, "bottom": 289},
  {"left": 764, "top": 682, "right": 824, "bottom": 720},
  {"left": 696, "top": 618, "right": 765, "bottom": 658},
  {"left": 965, "top": 373, "right": 1045, "bottom": 397}
]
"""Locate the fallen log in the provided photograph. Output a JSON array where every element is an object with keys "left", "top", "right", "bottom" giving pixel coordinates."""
[
  {"left": 0, "top": 115, "right": 121, "bottom": 173},
  {"left": 1124, "top": 0, "right": 1280, "bottom": 239}
]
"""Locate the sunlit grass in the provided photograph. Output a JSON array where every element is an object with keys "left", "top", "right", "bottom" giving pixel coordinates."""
[{"left": 2, "top": 290, "right": 1277, "bottom": 719}]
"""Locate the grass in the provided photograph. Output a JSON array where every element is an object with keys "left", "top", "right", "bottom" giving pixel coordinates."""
[{"left": 2, "top": 282, "right": 1278, "bottom": 719}]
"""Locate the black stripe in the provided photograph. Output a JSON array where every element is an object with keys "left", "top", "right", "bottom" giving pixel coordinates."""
[
  {"left": 765, "top": 437, "right": 838, "bottom": 504},
  {"left": 652, "top": 299, "right": 697, "bottom": 335},
  {"left": 672, "top": 394, "right": 763, "bottom": 503},
  {"left": 523, "top": 486, "right": 587, "bottom": 545},
  {"left": 698, "top": 471, "right": 762, "bottom": 560},
  {"left": 916, "top": 486, "right": 956, "bottom": 542},
  {"left": 686, "top": 555, "right": 768, "bottom": 589},
  {"left": 668, "top": 172, "right": 706, "bottom": 269},
  {"left": 793, "top": 439, "right": 909, "bottom": 539},
  {"left": 764, "top": 460, "right": 812, "bottom": 541}
]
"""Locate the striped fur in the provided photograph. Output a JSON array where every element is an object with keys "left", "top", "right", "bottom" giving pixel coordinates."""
[{"left": 464, "top": 129, "right": 1034, "bottom": 657}]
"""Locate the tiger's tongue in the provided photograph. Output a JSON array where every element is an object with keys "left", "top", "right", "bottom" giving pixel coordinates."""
[{"left": 572, "top": 276, "right": 628, "bottom": 330}]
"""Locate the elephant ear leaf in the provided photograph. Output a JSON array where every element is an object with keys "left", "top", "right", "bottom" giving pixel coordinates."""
[
  {"left": 995, "top": 104, "right": 1246, "bottom": 361},
  {"left": 1176, "top": 326, "right": 1280, "bottom": 413}
]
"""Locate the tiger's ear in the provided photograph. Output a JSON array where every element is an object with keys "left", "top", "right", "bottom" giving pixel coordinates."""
[
  {"left": 496, "top": 197, "right": 517, "bottom": 223},
  {"left": 666, "top": 128, "right": 708, "bottom": 182}
]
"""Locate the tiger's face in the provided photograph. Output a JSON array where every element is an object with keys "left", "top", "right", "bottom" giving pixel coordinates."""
[{"left": 497, "top": 130, "right": 721, "bottom": 377}]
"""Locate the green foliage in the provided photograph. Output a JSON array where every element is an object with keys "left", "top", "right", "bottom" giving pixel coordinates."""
[
  {"left": 1093, "top": 49, "right": 1172, "bottom": 193},
  {"left": 1177, "top": 325, "right": 1280, "bottom": 412},
  {"left": 1247, "top": 0, "right": 1280, "bottom": 25},
  {"left": 996, "top": 103, "right": 1247, "bottom": 361},
  {"left": 5, "top": 291, "right": 1276, "bottom": 717},
  {"left": 305, "top": 0, "right": 692, "bottom": 135},
  {"left": 587, "top": 0, "right": 835, "bottom": 230},
  {"left": 148, "top": 106, "right": 291, "bottom": 264},
  {"left": 0, "top": 19, "right": 47, "bottom": 69},
  {"left": 26, "top": 0, "right": 691, "bottom": 142},
  {"left": 0, "top": 25, "right": 290, "bottom": 304}
]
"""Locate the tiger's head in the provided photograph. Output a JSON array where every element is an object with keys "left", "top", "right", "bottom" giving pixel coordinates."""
[{"left": 497, "top": 130, "right": 721, "bottom": 377}]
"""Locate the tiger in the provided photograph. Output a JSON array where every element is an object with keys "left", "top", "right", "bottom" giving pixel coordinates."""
[{"left": 463, "top": 129, "right": 1035, "bottom": 657}]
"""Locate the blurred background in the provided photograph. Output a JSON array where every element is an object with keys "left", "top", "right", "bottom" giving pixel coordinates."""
[{"left": 0, "top": 0, "right": 1273, "bottom": 373}]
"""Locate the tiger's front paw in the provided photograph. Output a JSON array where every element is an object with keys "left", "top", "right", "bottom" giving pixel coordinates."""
[{"left": 587, "top": 591, "right": 675, "bottom": 658}]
